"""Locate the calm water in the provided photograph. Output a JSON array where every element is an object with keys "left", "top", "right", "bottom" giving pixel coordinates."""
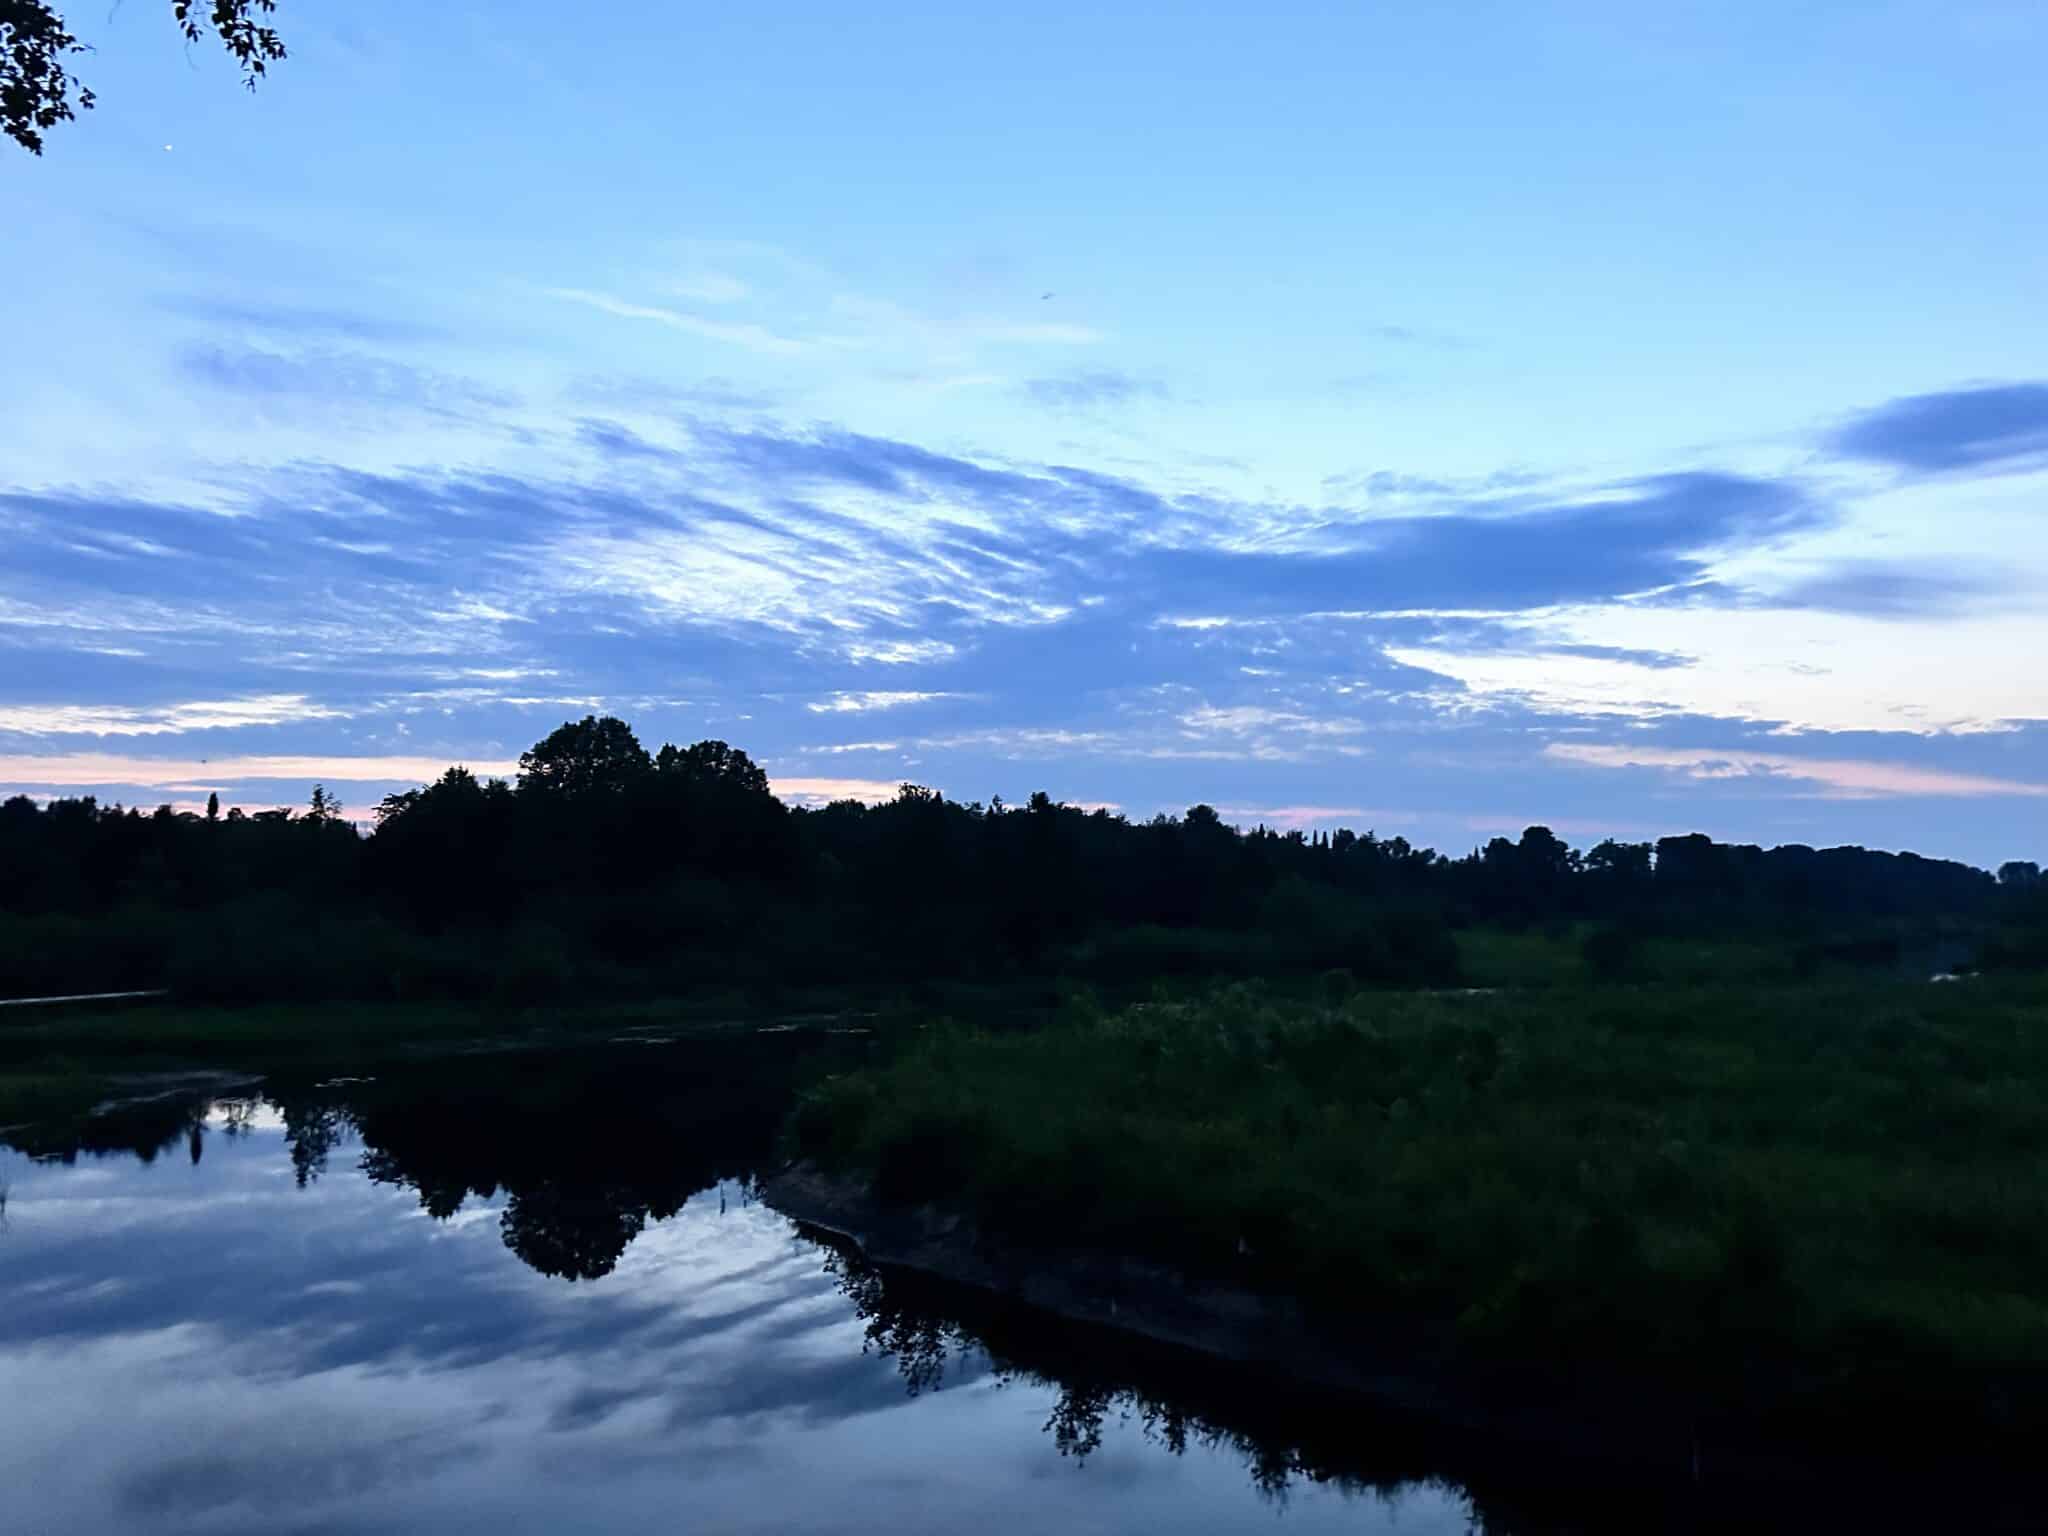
[{"left": 0, "top": 1038, "right": 1793, "bottom": 1535}]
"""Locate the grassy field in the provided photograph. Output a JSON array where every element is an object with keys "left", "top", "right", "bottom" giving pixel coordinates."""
[{"left": 788, "top": 975, "right": 2048, "bottom": 1456}]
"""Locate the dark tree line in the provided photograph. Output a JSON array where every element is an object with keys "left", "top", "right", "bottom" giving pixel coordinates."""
[{"left": 0, "top": 715, "right": 2038, "bottom": 1001}]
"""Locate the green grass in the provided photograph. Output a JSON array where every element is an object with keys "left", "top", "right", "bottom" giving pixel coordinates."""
[{"left": 789, "top": 975, "right": 2048, "bottom": 1454}]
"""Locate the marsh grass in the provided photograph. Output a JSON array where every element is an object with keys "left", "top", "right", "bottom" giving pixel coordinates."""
[{"left": 790, "top": 976, "right": 2048, "bottom": 1454}]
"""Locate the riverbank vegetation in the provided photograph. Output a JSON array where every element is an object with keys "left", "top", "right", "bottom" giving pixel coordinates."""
[
  {"left": 788, "top": 976, "right": 2048, "bottom": 1460},
  {"left": 0, "top": 986, "right": 896, "bottom": 1133},
  {"left": 3, "top": 715, "right": 2042, "bottom": 1005}
]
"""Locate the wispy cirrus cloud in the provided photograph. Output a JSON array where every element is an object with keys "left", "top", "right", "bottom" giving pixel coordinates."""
[
  {"left": 549, "top": 281, "right": 1102, "bottom": 366},
  {"left": 545, "top": 287, "right": 812, "bottom": 356},
  {"left": 1178, "top": 704, "right": 1365, "bottom": 739},
  {"left": 841, "top": 638, "right": 957, "bottom": 665},
  {"left": 3, "top": 411, "right": 1998, "bottom": 749},
  {"left": 1546, "top": 742, "right": 2048, "bottom": 799},
  {"left": 805, "top": 692, "right": 955, "bottom": 715},
  {"left": 0, "top": 695, "right": 351, "bottom": 739},
  {"left": 0, "top": 406, "right": 2026, "bottom": 763},
  {"left": 5, "top": 373, "right": 2046, "bottom": 864}
]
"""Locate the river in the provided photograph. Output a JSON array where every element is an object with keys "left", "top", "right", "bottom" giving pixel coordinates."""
[{"left": 0, "top": 1032, "right": 1975, "bottom": 1534}]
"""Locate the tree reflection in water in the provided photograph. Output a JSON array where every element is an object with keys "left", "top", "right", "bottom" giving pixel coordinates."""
[
  {"left": 0, "top": 1042, "right": 1804, "bottom": 1532},
  {"left": 4, "top": 1034, "right": 813, "bottom": 1283},
  {"left": 314, "top": 1035, "right": 805, "bottom": 1280},
  {"left": 822, "top": 1239, "right": 1406, "bottom": 1509}
]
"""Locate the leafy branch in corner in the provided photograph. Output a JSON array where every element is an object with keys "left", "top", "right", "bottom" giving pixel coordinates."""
[{"left": 2, "top": 0, "right": 284, "bottom": 154}]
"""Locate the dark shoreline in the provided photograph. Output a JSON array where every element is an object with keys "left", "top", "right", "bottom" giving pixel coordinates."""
[
  {"left": 763, "top": 1160, "right": 2045, "bottom": 1517},
  {"left": 766, "top": 1163, "right": 1705, "bottom": 1468}
]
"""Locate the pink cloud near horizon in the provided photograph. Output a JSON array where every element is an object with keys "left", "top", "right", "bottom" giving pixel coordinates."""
[{"left": 1546, "top": 743, "right": 2048, "bottom": 800}]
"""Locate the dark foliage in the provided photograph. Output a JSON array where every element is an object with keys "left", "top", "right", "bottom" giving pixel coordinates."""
[
  {"left": 0, "top": 714, "right": 2031, "bottom": 1002},
  {"left": 795, "top": 978, "right": 2048, "bottom": 1471},
  {"left": 3, "top": 0, "right": 283, "bottom": 154}
]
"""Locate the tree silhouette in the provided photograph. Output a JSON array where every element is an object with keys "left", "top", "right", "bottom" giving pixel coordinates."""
[
  {"left": 654, "top": 738, "right": 771, "bottom": 796},
  {"left": 517, "top": 715, "right": 652, "bottom": 799},
  {"left": 0, "top": 711, "right": 2024, "bottom": 1002},
  {"left": 3, "top": 1, "right": 286, "bottom": 154}
]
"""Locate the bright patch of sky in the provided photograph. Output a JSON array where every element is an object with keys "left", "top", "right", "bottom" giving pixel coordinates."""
[{"left": 2, "top": 0, "right": 2045, "bottom": 863}]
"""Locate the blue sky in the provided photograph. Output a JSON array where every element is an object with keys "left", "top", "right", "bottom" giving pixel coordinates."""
[{"left": 3, "top": 0, "right": 2046, "bottom": 864}]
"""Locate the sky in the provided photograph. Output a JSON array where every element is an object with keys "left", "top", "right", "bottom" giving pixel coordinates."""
[{"left": 2, "top": 0, "right": 2045, "bottom": 865}]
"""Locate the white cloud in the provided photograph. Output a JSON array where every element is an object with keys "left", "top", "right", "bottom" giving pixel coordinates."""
[
  {"left": 426, "top": 595, "right": 530, "bottom": 626},
  {"left": 1178, "top": 704, "right": 1365, "bottom": 738},
  {"left": 917, "top": 727, "right": 1110, "bottom": 754},
  {"left": 805, "top": 691, "right": 954, "bottom": 714},
  {"left": 841, "top": 638, "right": 958, "bottom": 665},
  {"left": 0, "top": 695, "right": 350, "bottom": 739},
  {"left": 541, "top": 524, "right": 815, "bottom": 628}
]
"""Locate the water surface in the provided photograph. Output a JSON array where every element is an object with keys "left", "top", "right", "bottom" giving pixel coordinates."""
[{"left": 2, "top": 1038, "right": 1811, "bottom": 1533}]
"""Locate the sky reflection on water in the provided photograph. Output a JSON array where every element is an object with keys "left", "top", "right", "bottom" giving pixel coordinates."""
[{"left": 0, "top": 1079, "right": 1472, "bottom": 1535}]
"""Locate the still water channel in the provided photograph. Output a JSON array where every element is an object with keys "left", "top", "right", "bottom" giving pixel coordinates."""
[{"left": 0, "top": 1033, "right": 1914, "bottom": 1534}]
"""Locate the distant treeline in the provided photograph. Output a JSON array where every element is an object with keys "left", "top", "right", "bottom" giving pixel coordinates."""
[{"left": 1, "top": 715, "right": 2042, "bottom": 1001}]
